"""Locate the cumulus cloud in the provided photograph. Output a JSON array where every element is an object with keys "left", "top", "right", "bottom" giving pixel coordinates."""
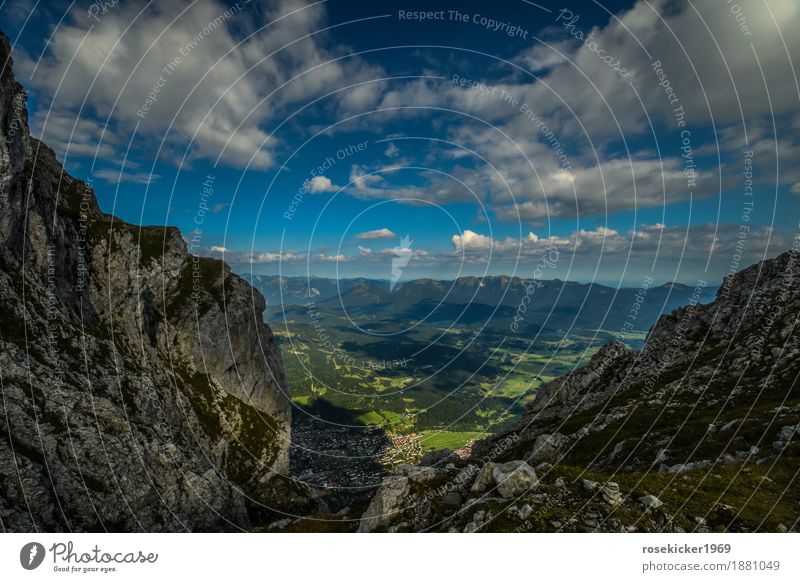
[
  {"left": 16, "top": 0, "right": 799, "bottom": 254},
  {"left": 317, "top": 253, "right": 347, "bottom": 262},
  {"left": 93, "top": 168, "right": 160, "bottom": 185},
  {"left": 29, "top": 109, "right": 118, "bottom": 161},
  {"left": 321, "top": 0, "right": 800, "bottom": 218},
  {"left": 18, "top": 0, "right": 379, "bottom": 169},
  {"left": 355, "top": 228, "right": 396, "bottom": 240},
  {"left": 452, "top": 228, "right": 571, "bottom": 257},
  {"left": 507, "top": 0, "right": 800, "bottom": 137},
  {"left": 490, "top": 157, "right": 709, "bottom": 221},
  {"left": 451, "top": 230, "right": 493, "bottom": 251},
  {"left": 200, "top": 247, "right": 306, "bottom": 264},
  {"left": 306, "top": 175, "right": 341, "bottom": 193},
  {"left": 345, "top": 162, "right": 477, "bottom": 205},
  {"left": 195, "top": 222, "right": 792, "bottom": 281},
  {"left": 448, "top": 223, "right": 791, "bottom": 266}
]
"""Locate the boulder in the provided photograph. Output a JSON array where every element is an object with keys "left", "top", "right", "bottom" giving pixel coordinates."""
[
  {"left": 492, "top": 461, "right": 539, "bottom": 498},
  {"left": 599, "top": 482, "right": 623, "bottom": 506},
  {"left": 773, "top": 424, "right": 799, "bottom": 451},
  {"left": 357, "top": 465, "right": 445, "bottom": 532},
  {"left": 638, "top": 495, "right": 664, "bottom": 509},
  {"left": 470, "top": 462, "right": 497, "bottom": 493},
  {"left": 527, "top": 433, "right": 568, "bottom": 464}
]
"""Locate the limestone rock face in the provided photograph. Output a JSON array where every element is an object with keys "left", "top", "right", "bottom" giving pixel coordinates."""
[
  {"left": 357, "top": 477, "right": 411, "bottom": 533},
  {"left": 0, "top": 32, "right": 291, "bottom": 532},
  {"left": 358, "top": 465, "right": 442, "bottom": 532}
]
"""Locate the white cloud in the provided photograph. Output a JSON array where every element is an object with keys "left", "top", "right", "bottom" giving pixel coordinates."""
[
  {"left": 451, "top": 230, "right": 493, "bottom": 251},
  {"left": 317, "top": 253, "right": 346, "bottom": 262},
  {"left": 248, "top": 251, "right": 305, "bottom": 263},
  {"left": 452, "top": 228, "right": 573, "bottom": 257},
  {"left": 346, "top": 163, "right": 475, "bottom": 204},
  {"left": 448, "top": 223, "right": 791, "bottom": 266},
  {"left": 201, "top": 247, "right": 306, "bottom": 264},
  {"left": 320, "top": 0, "right": 800, "bottom": 218},
  {"left": 356, "top": 228, "right": 396, "bottom": 240},
  {"left": 196, "top": 223, "right": 793, "bottom": 279},
  {"left": 17, "top": 0, "right": 800, "bottom": 229},
  {"left": 30, "top": 110, "right": 118, "bottom": 161},
  {"left": 18, "top": 0, "right": 379, "bottom": 169},
  {"left": 384, "top": 143, "right": 399, "bottom": 158},
  {"left": 306, "top": 175, "right": 341, "bottom": 193},
  {"left": 93, "top": 168, "right": 160, "bottom": 185},
  {"left": 349, "top": 164, "right": 387, "bottom": 191},
  {"left": 504, "top": 0, "right": 800, "bottom": 139}
]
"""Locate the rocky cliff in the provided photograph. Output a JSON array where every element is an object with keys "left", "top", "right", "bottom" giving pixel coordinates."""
[
  {"left": 0, "top": 31, "right": 294, "bottom": 532},
  {"left": 357, "top": 249, "right": 800, "bottom": 532}
]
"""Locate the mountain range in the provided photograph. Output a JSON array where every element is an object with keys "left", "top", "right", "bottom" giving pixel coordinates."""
[{"left": 246, "top": 273, "right": 718, "bottom": 333}]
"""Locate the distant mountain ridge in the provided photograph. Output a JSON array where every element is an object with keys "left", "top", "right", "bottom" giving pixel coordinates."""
[
  {"left": 241, "top": 274, "right": 385, "bottom": 307},
  {"left": 248, "top": 273, "right": 718, "bottom": 333}
]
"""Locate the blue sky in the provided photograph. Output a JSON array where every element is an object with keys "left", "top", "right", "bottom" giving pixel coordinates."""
[{"left": 3, "top": 0, "right": 800, "bottom": 284}]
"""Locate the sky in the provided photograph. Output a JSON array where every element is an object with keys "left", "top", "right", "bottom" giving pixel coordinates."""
[{"left": 3, "top": 0, "right": 800, "bottom": 285}]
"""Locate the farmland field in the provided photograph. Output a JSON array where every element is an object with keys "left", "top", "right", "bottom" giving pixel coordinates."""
[
  {"left": 269, "top": 304, "right": 629, "bottom": 465},
  {"left": 251, "top": 274, "right": 712, "bottom": 475}
]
